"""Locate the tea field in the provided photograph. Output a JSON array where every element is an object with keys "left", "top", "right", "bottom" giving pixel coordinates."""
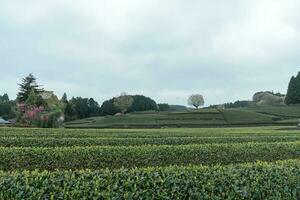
[
  {"left": 0, "top": 127, "right": 300, "bottom": 199},
  {"left": 64, "top": 106, "right": 300, "bottom": 128}
]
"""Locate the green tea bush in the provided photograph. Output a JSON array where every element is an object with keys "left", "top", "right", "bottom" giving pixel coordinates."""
[
  {"left": 0, "top": 160, "right": 299, "bottom": 199},
  {"left": 0, "top": 142, "right": 300, "bottom": 170},
  {"left": 0, "top": 136, "right": 300, "bottom": 147},
  {"left": 0, "top": 127, "right": 298, "bottom": 139}
]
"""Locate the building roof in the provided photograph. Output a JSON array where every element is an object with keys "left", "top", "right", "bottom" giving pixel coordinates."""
[{"left": 0, "top": 117, "right": 11, "bottom": 124}]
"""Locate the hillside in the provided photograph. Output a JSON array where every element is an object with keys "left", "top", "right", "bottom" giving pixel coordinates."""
[{"left": 64, "top": 106, "right": 300, "bottom": 128}]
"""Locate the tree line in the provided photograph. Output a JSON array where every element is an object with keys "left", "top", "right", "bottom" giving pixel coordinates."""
[
  {"left": 285, "top": 72, "right": 300, "bottom": 105},
  {"left": 1, "top": 74, "right": 183, "bottom": 127},
  {"left": 2, "top": 71, "right": 300, "bottom": 127}
]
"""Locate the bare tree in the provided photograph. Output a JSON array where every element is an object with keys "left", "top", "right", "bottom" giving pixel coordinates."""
[
  {"left": 188, "top": 94, "right": 204, "bottom": 109},
  {"left": 114, "top": 93, "right": 134, "bottom": 114}
]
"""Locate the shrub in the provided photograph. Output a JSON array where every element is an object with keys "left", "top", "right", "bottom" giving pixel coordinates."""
[
  {"left": 0, "top": 160, "right": 299, "bottom": 199},
  {"left": 0, "top": 142, "right": 299, "bottom": 170}
]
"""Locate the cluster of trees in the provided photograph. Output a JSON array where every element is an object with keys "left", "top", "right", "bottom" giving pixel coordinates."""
[
  {"left": 3, "top": 83, "right": 205, "bottom": 125},
  {"left": 209, "top": 101, "right": 253, "bottom": 109},
  {"left": 224, "top": 101, "right": 254, "bottom": 108},
  {"left": 253, "top": 91, "right": 285, "bottom": 106},
  {"left": 285, "top": 72, "right": 300, "bottom": 105},
  {"left": 0, "top": 94, "right": 16, "bottom": 120},
  {"left": 15, "top": 74, "right": 66, "bottom": 127},
  {"left": 100, "top": 94, "right": 158, "bottom": 116},
  {"left": 64, "top": 96, "right": 101, "bottom": 121},
  {"left": 14, "top": 74, "right": 102, "bottom": 125},
  {"left": 157, "top": 103, "right": 170, "bottom": 111}
]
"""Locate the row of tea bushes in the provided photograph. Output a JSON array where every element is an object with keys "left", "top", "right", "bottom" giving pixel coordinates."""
[
  {"left": 0, "top": 127, "right": 297, "bottom": 139},
  {"left": 0, "top": 160, "right": 299, "bottom": 199},
  {"left": 0, "top": 142, "right": 300, "bottom": 170},
  {"left": 0, "top": 136, "right": 300, "bottom": 147}
]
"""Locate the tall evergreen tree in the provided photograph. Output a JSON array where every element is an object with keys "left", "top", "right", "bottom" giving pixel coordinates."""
[
  {"left": 0, "top": 94, "right": 16, "bottom": 119},
  {"left": 61, "top": 93, "right": 68, "bottom": 104},
  {"left": 25, "top": 89, "right": 38, "bottom": 106},
  {"left": 88, "top": 98, "right": 100, "bottom": 116},
  {"left": 0, "top": 94, "right": 9, "bottom": 103},
  {"left": 17, "top": 74, "right": 44, "bottom": 104},
  {"left": 285, "top": 72, "right": 300, "bottom": 105}
]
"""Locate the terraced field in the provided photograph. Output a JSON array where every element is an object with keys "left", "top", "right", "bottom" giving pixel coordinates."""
[
  {"left": 0, "top": 127, "right": 300, "bottom": 199},
  {"left": 65, "top": 107, "right": 300, "bottom": 128}
]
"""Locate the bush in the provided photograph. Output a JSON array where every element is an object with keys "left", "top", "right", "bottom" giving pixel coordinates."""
[
  {"left": 0, "top": 160, "right": 299, "bottom": 199},
  {"left": 0, "top": 142, "right": 300, "bottom": 170},
  {"left": 158, "top": 103, "right": 170, "bottom": 111},
  {"left": 0, "top": 135, "right": 299, "bottom": 147},
  {"left": 100, "top": 95, "right": 158, "bottom": 115}
]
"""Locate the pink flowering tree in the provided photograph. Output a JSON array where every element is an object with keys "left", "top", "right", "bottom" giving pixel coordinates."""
[
  {"left": 17, "top": 103, "right": 45, "bottom": 126},
  {"left": 24, "top": 106, "right": 44, "bottom": 124}
]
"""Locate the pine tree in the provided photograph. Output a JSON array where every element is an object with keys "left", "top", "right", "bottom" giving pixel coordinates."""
[
  {"left": 25, "top": 89, "right": 38, "bottom": 106},
  {"left": 0, "top": 94, "right": 9, "bottom": 103},
  {"left": 61, "top": 93, "right": 68, "bottom": 104},
  {"left": 285, "top": 72, "right": 300, "bottom": 105},
  {"left": 17, "top": 74, "right": 44, "bottom": 103}
]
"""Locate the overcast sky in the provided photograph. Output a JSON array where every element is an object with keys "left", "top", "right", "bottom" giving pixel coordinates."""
[{"left": 0, "top": 0, "right": 299, "bottom": 106}]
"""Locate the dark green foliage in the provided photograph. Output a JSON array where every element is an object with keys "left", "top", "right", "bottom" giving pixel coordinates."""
[
  {"left": 99, "top": 97, "right": 119, "bottom": 115},
  {"left": 0, "top": 142, "right": 300, "bottom": 170},
  {"left": 158, "top": 103, "right": 170, "bottom": 111},
  {"left": 64, "top": 101, "right": 77, "bottom": 121},
  {"left": 0, "top": 160, "right": 299, "bottom": 199},
  {"left": 25, "top": 89, "right": 38, "bottom": 106},
  {"left": 285, "top": 72, "right": 300, "bottom": 105},
  {"left": 210, "top": 101, "right": 253, "bottom": 109},
  {"left": 128, "top": 95, "right": 157, "bottom": 112},
  {"left": 0, "top": 94, "right": 9, "bottom": 102},
  {"left": 72, "top": 97, "right": 90, "bottom": 119},
  {"left": 0, "top": 94, "right": 16, "bottom": 120},
  {"left": 17, "top": 74, "right": 44, "bottom": 105},
  {"left": 65, "top": 97, "right": 100, "bottom": 121},
  {"left": 168, "top": 105, "right": 187, "bottom": 111},
  {"left": 88, "top": 98, "right": 101, "bottom": 116},
  {"left": 100, "top": 95, "right": 158, "bottom": 116},
  {"left": 61, "top": 93, "right": 68, "bottom": 104}
]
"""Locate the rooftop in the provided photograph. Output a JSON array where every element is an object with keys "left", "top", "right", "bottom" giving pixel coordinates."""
[{"left": 0, "top": 117, "right": 11, "bottom": 124}]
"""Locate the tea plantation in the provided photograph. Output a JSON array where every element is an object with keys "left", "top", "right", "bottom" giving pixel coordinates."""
[
  {"left": 0, "top": 127, "right": 300, "bottom": 199},
  {"left": 64, "top": 106, "right": 300, "bottom": 128}
]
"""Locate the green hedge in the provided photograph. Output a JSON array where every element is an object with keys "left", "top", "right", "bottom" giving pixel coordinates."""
[
  {"left": 0, "top": 127, "right": 298, "bottom": 139},
  {"left": 0, "top": 142, "right": 300, "bottom": 170},
  {"left": 0, "top": 136, "right": 300, "bottom": 147},
  {"left": 0, "top": 160, "right": 299, "bottom": 199}
]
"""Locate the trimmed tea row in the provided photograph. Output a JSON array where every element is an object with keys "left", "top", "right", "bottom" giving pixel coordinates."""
[
  {"left": 0, "top": 142, "right": 300, "bottom": 170},
  {"left": 0, "top": 160, "right": 299, "bottom": 199}
]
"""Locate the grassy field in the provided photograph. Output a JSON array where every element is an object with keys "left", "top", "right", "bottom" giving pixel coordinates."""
[
  {"left": 64, "top": 106, "right": 300, "bottom": 128},
  {"left": 0, "top": 126, "right": 300, "bottom": 198}
]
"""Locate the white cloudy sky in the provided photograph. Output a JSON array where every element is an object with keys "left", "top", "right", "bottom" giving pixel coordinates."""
[{"left": 0, "top": 0, "right": 299, "bottom": 106}]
